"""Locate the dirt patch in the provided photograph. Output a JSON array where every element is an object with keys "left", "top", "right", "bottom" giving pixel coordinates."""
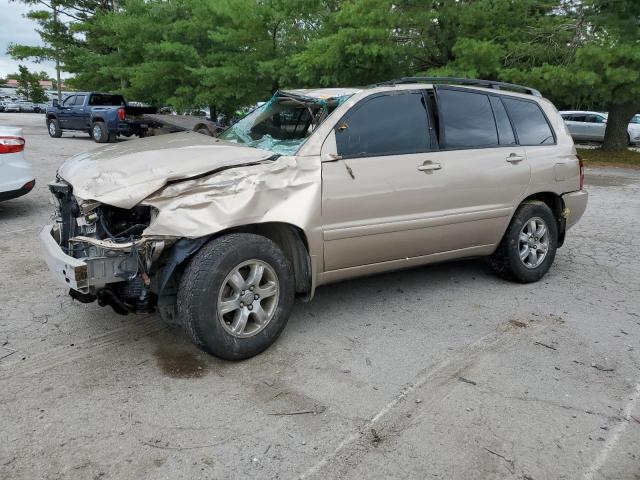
[
  {"left": 508, "top": 320, "right": 528, "bottom": 329},
  {"left": 154, "top": 343, "right": 208, "bottom": 378}
]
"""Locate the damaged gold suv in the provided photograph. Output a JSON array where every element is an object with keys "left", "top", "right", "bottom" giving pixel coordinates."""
[{"left": 41, "top": 78, "right": 588, "bottom": 360}]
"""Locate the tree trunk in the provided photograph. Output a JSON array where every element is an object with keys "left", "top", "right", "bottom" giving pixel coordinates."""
[{"left": 602, "top": 101, "right": 640, "bottom": 152}]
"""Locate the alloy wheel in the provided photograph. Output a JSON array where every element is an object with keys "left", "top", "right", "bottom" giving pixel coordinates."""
[
  {"left": 518, "top": 217, "right": 550, "bottom": 269},
  {"left": 217, "top": 260, "right": 279, "bottom": 338}
]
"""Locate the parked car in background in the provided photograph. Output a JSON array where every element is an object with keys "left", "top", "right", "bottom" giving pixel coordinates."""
[
  {"left": 17, "top": 101, "right": 36, "bottom": 113},
  {"left": 33, "top": 103, "right": 48, "bottom": 113},
  {"left": 41, "top": 77, "right": 587, "bottom": 360},
  {"left": 46, "top": 92, "right": 157, "bottom": 142},
  {"left": 631, "top": 114, "right": 640, "bottom": 125},
  {"left": 560, "top": 110, "right": 640, "bottom": 145},
  {"left": 3, "top": 102, "right": 21, "bottom": 113},
  {"left": 0, "top": 126, "right": 35, "bottom": 201}
]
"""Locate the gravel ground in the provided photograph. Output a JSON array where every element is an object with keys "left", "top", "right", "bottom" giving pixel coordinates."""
[{"left": 1, "top": 113, "right": 639, "bottom": 480}]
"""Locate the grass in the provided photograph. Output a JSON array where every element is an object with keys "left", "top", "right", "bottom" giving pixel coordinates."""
[{"left": 576, "top": 147, "right": 640, "bottom": 169}]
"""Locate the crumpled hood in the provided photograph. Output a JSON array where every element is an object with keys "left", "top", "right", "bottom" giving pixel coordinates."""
[{"left": 58, "top": 131, "right": 276, "bottom": 209}]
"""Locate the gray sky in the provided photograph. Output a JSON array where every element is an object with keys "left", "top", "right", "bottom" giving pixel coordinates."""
[{"left": 0, "top": 0, "right": 59, "bottom": 78}]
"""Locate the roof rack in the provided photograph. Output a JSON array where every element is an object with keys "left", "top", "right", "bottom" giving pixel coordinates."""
[{"left": 374, "top": 77, "right": 542, "bottom": 97}]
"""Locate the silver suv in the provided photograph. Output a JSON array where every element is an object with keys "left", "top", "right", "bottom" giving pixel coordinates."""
[{"left": 41, "top": 78, "right": 588, "bottom": 359}]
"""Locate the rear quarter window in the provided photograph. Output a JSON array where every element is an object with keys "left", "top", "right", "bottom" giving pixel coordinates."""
[{"left": 502, "top": 97, "right": 555, "bottom": 145}]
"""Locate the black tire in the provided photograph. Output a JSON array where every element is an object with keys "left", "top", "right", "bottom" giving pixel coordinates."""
[
  {"left": 177, "top": 233, "right": 294, "bottom": 360},
  {"left": 91, "top": 121, "right": 116, "bottom": 143},
  {"left": 47, "top": 118, "right": 62, "bottom": 138},
  {"left": 489, "top": 201, "right": 558, "bottom": 283}
]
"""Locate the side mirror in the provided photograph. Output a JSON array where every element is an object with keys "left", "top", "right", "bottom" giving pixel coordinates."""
[{"left": 52, "top": 99, "right": 59, "bottom": 107}]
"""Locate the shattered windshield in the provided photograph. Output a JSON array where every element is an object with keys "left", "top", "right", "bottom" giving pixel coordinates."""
[{"left": 219, "top": 91, "right": 351, "bottom": 155}]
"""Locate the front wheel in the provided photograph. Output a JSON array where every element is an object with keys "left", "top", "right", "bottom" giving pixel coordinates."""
[
  {"left": 489, "top": 201, "right": 558, "bottom": 283},
  {"left": 177, "top": 233, "right": 294, "bottom": 360}
]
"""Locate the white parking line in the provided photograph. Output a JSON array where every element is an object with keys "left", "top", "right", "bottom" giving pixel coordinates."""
[{"left": 583, "top": 382, "right": 640, "bottom": 480}]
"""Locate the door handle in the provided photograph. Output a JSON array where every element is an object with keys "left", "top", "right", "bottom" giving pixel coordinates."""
[
  {"left": 417, "top": 161, "right": 442, "bottom": 172},
  {"left": 506, "top": 153, "right": 525, "bottom": 163}
]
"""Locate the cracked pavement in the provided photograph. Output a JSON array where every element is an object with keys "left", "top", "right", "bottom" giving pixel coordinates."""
[{"left": 1, "top": 113, "right": 639, "bottom": 479}]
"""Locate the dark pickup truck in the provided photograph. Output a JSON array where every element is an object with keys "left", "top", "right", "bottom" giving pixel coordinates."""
[{"left": 45, "top": 92, "right": 157, "bottom": 143}]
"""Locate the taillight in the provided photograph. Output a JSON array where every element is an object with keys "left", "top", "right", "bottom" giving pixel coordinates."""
[
  {"left": 577, "top": 154, "right": 585, "bottom": 190},
  {"left": 0, "top": 136, "right": 25, "bottom": 154},
  {"left": 118, "top": 107, "right": 126, "bottom": 121}
]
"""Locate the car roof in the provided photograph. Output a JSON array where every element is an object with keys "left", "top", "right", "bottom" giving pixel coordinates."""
[
  {"left": 559, "top": 110, "right": 607, "bottom": 116},
  {"left": 282, "top": 88, "right": 362, "bottom": 99},
  {"left": 285, "top": 83, "right": 544, "bottom": 103}
]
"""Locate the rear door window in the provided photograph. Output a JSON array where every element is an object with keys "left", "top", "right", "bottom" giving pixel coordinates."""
[
  {"left": 436, "top": 88, "right": 499, "bottom": 149},
  {"left": 502, "top": 97, "right": 555, "bottom": 145},
  {"left": 335, "top": 92, "right": 431, "bottom": 158}
]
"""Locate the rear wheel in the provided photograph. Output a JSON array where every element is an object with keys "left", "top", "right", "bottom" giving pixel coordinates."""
[
  {"left": 47, "top": 118, "right": 62, "bottom": 138},
  {"left": 177, "top": 233, "right": 294, "bottom": 360},
  {"left": 489, "top": 201, "right": 558, "bottom": 283},
  {"left": 91, "top": 121, "right": 116, "bottom": 143}
]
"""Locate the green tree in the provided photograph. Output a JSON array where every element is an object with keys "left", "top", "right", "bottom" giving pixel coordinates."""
[
  {"left": 68, "top": 0, "right": 326, "bottom": 116},
  {"left": 574, "top": 0, "right": 640, "bottom": 151},
  {"left": 15, "top": 65, "right": 48, "bottom": 103},
  {"left": 7, "top": 1, "right": 112, "bottom": 101},
  {"left": 419, "top": 0, "right": 639, "bottom": 151}
]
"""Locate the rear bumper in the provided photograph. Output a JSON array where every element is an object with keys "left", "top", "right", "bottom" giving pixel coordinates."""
[
  {"left": 562, "top": 190, "right": 588, "bottom": 229},
  {"left": 0, "top": 180, "right": 35, "bottom": 202},
  {"left": 116, "top": 120, "right": 158, "bottom": 135}
]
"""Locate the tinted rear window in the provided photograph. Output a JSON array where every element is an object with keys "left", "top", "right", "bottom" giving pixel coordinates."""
[
  {"left": 502, "top": 97, "right": 555, "bottom": 145},
  {"left": 89, "top": 94, "right": 125, "bottom": 106},
  {"left": 438, "top": 89, "right": 499, "bottom": 149},
  {"left": 336, "top": 92, "right": 431, "bottom": 157}
]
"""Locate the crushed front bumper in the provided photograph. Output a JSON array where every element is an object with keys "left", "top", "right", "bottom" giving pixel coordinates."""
[{"left": 40, "top": 225, "right": 138, "bottom": 294}]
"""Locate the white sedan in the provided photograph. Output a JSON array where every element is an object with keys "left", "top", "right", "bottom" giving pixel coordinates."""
[
  {"left": 0, "top": 126, "right": 35, "bottom": 201},
  {"left": 560, "top": 110, "right": 640, "bottom": 145}
]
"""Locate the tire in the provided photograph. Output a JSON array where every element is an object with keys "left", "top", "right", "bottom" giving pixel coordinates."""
[
  {"left": 177, "top": 233, "right": 294, "bottom": 360},
  {"left": 489, "top": 201, "right": 558, "bottom": 283},
  {"left": 47, "top": 118, "right": 62, "bottom": 138},
  {"left": 91, "top": 121, "right": 116, "bottom": 143}
]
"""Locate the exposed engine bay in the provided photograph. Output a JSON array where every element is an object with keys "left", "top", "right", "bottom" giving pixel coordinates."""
[{"left": 49, "top": 180, "right": 167, "bottom": 315}]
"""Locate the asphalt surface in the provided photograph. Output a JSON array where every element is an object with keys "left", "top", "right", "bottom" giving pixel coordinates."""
[{"left": 1, "top": 113, "right": 639, "bottom": 480}]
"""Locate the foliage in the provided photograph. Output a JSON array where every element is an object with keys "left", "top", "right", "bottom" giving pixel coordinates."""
[
  {"left": 576, "top": 147, "right": 640, "bottom": 169},
  {"left": 15, "top": 65, "right": 48, "bottom": 103},
  {"left": 7, "top": 1, "right": 113, "bottom": 99},
  {"left": 7, "top": 0, "right": 639, "bottom": 149}
]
